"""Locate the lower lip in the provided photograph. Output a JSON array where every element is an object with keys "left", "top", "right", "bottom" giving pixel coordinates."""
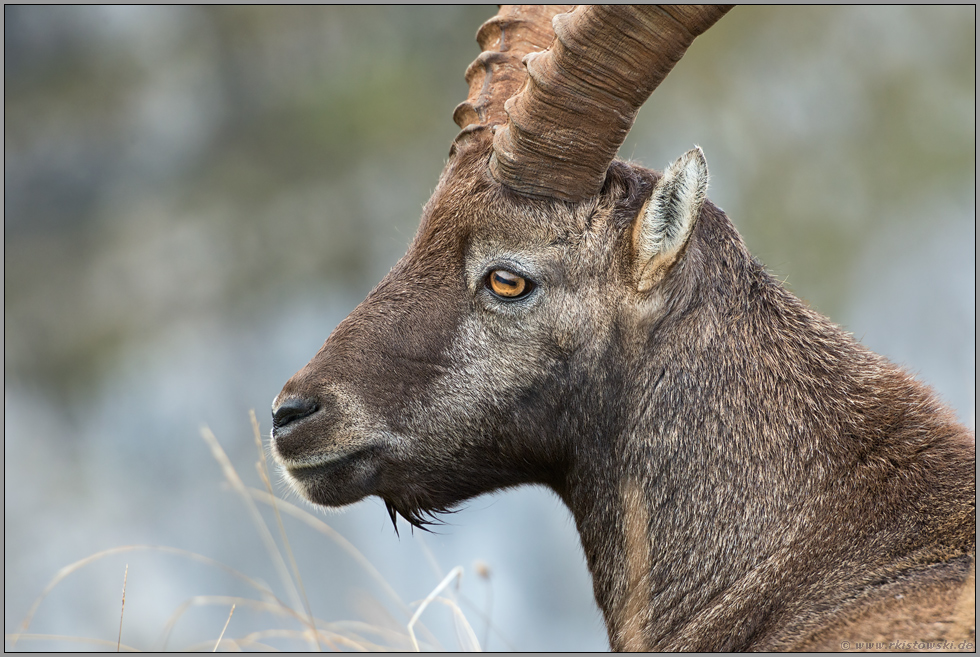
[{"left": 285, "top": 449, "right": 368, "bottom": 479}]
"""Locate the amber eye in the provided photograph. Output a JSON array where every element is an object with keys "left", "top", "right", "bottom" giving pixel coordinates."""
[{"left": 488, "top": 269, "right": 529, "bottom": 299}]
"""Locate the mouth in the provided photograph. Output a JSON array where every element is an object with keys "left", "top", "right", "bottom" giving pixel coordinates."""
[
  {"left": 279, "top": 446, "right": 381, "bottom": 507},
  {"left": 283, "top": 448, "right": 368, "bottom": 478}
]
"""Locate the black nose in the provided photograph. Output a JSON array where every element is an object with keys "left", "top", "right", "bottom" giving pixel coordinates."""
[{"left": 272, "top": 397, "right": 319, "bottom": 430}]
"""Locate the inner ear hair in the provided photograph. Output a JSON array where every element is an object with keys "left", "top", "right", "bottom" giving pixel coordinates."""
[{"left": 633, "top": 147, "right": 708, "bottom": 292}]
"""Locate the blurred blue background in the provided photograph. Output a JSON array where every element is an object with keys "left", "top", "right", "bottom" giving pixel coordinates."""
[{"left": 4, "top": 6, "right": 975, "bottom": 651}]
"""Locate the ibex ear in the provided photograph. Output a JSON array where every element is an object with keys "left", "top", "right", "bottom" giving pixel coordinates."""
[{"left": 633, "top": 147, "right": 708, "bottom": 292}]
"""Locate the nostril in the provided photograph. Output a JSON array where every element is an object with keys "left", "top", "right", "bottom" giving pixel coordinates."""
[{"left": 272, "top": 397, "right": 319, "bottom": 430}]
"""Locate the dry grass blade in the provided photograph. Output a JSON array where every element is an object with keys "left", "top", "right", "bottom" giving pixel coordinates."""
[
  {"left": 419, "top": 536, "right": 509, "bottom": 651},
  {"left": 10, "top": 544, "right": 286, "bottom": 650},
  {"left": 117, "top": 564, "right": 128, "bottom": 652},
  {"left": 408, "top": 566, "right": 475, "bottom": 652},
  {"left": 322, "top": 620, "right": 419, "bottom": 651},
  {"left": 213, "top": 603, "right": 236, "bottom": 651},
  {"left": 4, "top": 633, "right": 140, "bottom": 652},
  {"left": 246, "top": 487, "right": 447, "bottom": 649},
  {"left": 11, "top": 421, "right": 485, "bottom": 652},
  {"left": 450, "top": 598, "right": 481, "bottom": 652},
  {"left": 475, "top": 560, "right": 493, "bottom": 650},
  {"left": 249, "top": 410, "right": 321, "bottom": 650},
  {"left": 247, "top": 487, "right": 408, "bottom": 613},
  {"left": 185, "top": 628, "right": 372, "bottom": 652},
  {"left": 200, "top": 426, "right": 321, "bottom": 650},
  {"left": 412, "top": 596, "right": 481, "bottom": 652},
  {"left": 247, "top": 481, "right": 450, "bottom": 649},
  {"left": 160, "top": 594, "right": 304, "bottom": 649}
]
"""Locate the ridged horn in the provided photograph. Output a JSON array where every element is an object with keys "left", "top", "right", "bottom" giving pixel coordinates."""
[
  {"left": 489, "top": 5, "right": 732, "bottom": 202},
  {"left": 453, "top": 5, "right": 574, "bottom": 141}
]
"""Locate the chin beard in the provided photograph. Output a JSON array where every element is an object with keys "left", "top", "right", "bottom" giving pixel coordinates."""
[{"left": 382, "top": 497, "right": 457, "bottom": 536}]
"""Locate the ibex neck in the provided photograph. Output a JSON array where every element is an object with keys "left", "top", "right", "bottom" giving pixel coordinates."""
[
  {"left": 570, "top": 452, "right": 972, "bottom": 652},
  {"left": 566, "top": 451, "right": 798, "bottom": 650},
  {"left": 560, "top": 264, "right": 974, "bottom": 651}
]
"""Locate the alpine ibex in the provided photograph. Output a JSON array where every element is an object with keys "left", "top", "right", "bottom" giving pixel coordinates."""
[{"left": 271, "top": 6, "right": 975, "bottom": 651}]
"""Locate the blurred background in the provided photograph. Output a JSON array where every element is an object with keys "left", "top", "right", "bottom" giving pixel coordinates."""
[{"left": 4, "top": 5, "right": 975, "bottom": 651}]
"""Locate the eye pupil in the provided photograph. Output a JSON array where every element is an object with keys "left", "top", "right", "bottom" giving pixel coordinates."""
[{"left": 489, "top": 270, "right": 528, "bottom": 298}]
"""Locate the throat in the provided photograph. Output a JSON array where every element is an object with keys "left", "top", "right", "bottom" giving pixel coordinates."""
[{"left": 568, "top": 469, "right": 797, "bottom": 652}]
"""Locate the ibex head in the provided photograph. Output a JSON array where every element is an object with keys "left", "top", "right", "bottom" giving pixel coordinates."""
[
  {"left": 272, "top": 5, "right": 729, "bottom": 525},
  {"left": 271, "top": 6, "right": 974, "bottom": 651}
]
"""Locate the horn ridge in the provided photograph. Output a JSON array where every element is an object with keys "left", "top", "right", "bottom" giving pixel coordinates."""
[
  {"left": 489, "top": 4, "right": 732, "bottom": 202},
  {"left": 453, "top": 5, "right": 574, "bottom": 136}
]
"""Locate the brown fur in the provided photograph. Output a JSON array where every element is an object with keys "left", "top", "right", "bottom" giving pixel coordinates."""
[{"left": 272, "top": 130, "right": 975, "bottom": 651}]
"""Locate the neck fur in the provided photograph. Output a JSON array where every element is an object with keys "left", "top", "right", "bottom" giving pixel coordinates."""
[{"left": 559, "top": 219, "right": 974, "bottom": 649}]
